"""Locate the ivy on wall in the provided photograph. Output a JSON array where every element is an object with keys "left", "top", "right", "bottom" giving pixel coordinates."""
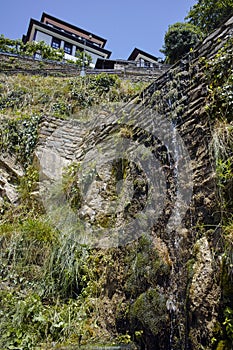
[
  {"left": 204, "top": 37, "right": 233, "bottom": 122},
  {"left": 0, "top": 115, "right": 41, "bottom": 165},
  {"left": 202, "top": 37, "right": 233, "bottom": 350}
]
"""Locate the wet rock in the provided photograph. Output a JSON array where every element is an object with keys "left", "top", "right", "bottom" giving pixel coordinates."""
[{"left": 189, "top": 237, "right": 221, "bottom": 349}]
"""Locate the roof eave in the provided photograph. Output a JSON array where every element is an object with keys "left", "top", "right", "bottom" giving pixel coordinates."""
[{"left": 41, "top": 12, "right": 107, "bottom": 46}]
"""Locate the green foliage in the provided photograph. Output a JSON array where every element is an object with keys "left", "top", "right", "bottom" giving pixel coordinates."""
[
  {"left": 0, "top": 74, "right": 147, "bottom": 119},
  {"left": 222, "top": 218, "right": 233, "bottom": 283},
  {"left": 129, "top": 288, "right": 167, "bottom": 335},
  {"left": 124, "top": 236, "right": 170, "bottom": 298},
  {"left": 43, "top": 232, "right": 90, "bottom": 299},
  {"left": 186, "top": 0, "right": 233, "bottom": 35},
  {"left": 0, "top": 34, "right": 24, "bottom": 54},
  {"left": 0, "top": 218, "right": 57, "bottom": 263},
  {"left": 210, "top": 123, "right": 233, "bottom": 349},
  {"left": 0, "top": 87, "right": 28, "bottom": 110},
  {"left": 74, "top": 49, "right": 92, "bottom": 67},
  {"left": 116, "top": 333, "right": 132, "bottom": 344},
  {"left": 0, "top": 35, "right": 64, "bottom": 61},
  {"left": 0, "top": 35, "right": 93, "bottom": 68},
  {"left": 214, "top": 306, "right": 233, "bottom": 349},
  {"left": 18, "top": 165, "right": 39, "bottom": 202},
  {"left": 0, "top": 216, "right": 108, "bottom": 348},
  {"left": 62, "top": 162, "right": 82, "bottom": 210},
  {"left": 89, "top": 73, "right": 120, "bottom": 94},
  {"left": 1, "top": 200, "right": 171, "bottom": 349},
  {"left": 205, "top": 37, "right": 233, "bottom": 257},
  {"left": 209, "top": 124, "right": 232, "bottom": 217},
  {"left": 216, "top": 158, "right": 233, "bottom": 190},
  {"left": 68, "top": 79, "right": 95, "bottom": 110},
  {"left": 161, "top": 22, "right": 203, "bottom": 64},
  {"left": 51, "top": 99, "right": 72, "bottom": 117},
  {"left": 0, "top": 290, "right": 90, "bottom": 350},
  {"left": 25, "top": 41, "right": 64, "bottom": 61},
  {"left": 0, "top": 218, "right": 58, "bottom": 301},
  {"left": 0, "top": 115, "right": 41, "bottom": 165},
  {"left": 223, "top": 307, "right": 233, "bottom": 341},
  {"left": 204, "top": 38, "right": 233, "bottom": 122}
]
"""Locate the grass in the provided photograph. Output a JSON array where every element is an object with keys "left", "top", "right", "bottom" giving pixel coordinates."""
[{"left": 0, "top": 73, "right": 148, "bottom": 120}]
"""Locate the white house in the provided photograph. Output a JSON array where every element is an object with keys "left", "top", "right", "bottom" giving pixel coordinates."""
[{"left": 22, "top": 12, "right": 112, "bottom": 67}]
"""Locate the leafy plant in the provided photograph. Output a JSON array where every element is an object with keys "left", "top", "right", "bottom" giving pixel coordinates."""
[
  {"left": 75, "top": 49, "right": 92, "bottom": 67},
  {"left": 0, "top": 115, "right": 41, "bottom": 165},
  {"left": 0, "top": 290, "right": 93, "bottom": 349},
  {"left": 160, "top": 22, "right": 203, "bottom": 64},
  {"left": 124, "top": 236, "right": 170, "bottom": 298},
  {"left": 129, "top": 288, "right": 167, "bottom": 335},
  {"left": 223, "top": 307, "right": 233, "bottom": 340},
  {"left": 0, "top": 74, "right": 147, "bottom": 120},
  {"left": 186, "top": 0, "right": 233, "bottom": 35},
  {"left": 42, "top": 231, "right": 90, "bottom": 299},
  {"left": 204, "top": 38, "right": 233, "bottom": 121},
  {"left": 0, "top": 34, "right": 24, "bottom": 54},
  {"left": 62, "top": 162, "right": 82, "bottom": 210},
  {"left": 89, "top": 73, "right": 120, "bottom": 94},
  {"left": 0, "top": 35, "right": 64, "bottom": 61}
]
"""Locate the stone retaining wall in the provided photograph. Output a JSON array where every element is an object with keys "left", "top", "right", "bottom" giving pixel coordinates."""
[{"left": 0, "top": 51, "right": 168, "bottom": 81}]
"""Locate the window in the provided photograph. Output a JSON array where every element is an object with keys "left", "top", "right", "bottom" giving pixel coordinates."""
[
  {"left": 33, "top": 30, "right": 37, "bottom": 41},
  {"left": 64, "top": 42, "right": 72, "bottom": 55},
  {"left": 137, "top": 58, "right": 144, "bottom": 67},
  {"left": 144, "top": 61, "right": 151, "bottom": 68},
  {"left": 51, "top": 37, "right": 61, "bottom": 49}
]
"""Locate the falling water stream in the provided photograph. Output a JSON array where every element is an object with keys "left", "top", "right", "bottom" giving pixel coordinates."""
[{"left": 167, "top": 121, "right": 182, "bottom": 350}]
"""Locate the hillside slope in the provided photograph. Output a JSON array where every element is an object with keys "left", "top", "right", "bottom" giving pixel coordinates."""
[{"left": 0, "top": 17, "right": 233, "bottom": 350}]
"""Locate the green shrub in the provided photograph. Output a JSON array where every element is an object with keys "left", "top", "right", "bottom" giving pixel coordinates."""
[
  {"left": 129, "top": 288, "right": 167, "bottom": 335},
  {"left": 205, "top": 38, "right": 233, "bottom": 121},
  {"left": 89, "top": 73, "right": 120, "bottom": 94},
  {"left": 161, "top": 22, "right": 203, "bottom": 64},
  {"left": 0, "top": 115, "right": 41, "bottom": 165},
  {"left": 124, "top": 236, "right": 170, "bottom": 297},
  {"left": 0, "top": 290, "right": 88, "bottom": 349},
  {"left": 42, "top": 231, "right": 90, "bottom": 299}
]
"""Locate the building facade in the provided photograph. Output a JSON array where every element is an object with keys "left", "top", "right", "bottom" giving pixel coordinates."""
[
  {"left": 22, "top": 12, "right": 111, "bottom": 67},
  {"left": 95, "top": 48, "right": 162, "bottom": 70},
  {"left": 128, "top": 48, "right": 160, "bottom": 68}
]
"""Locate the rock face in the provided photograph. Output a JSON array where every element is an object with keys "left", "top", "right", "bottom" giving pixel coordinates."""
[
  {"left": 0, "top": 153, "right": 24, "bottom": 204},
  {"left": 2, "top": 17, "right": 233, "bottom": 350},
  {"left": 189, "top": 237, "right": 221, "bottom": 348}
]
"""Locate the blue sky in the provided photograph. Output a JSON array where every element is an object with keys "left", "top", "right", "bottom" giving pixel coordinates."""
[{"left": 0, "top": 0, "right": 197, "bottom": 59}]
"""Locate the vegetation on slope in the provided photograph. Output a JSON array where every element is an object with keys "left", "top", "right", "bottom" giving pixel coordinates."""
[
  {"left": 186, "top": 0, "right": 233, "bottom": 35},
  {"left": 205, "top": 37, "right": 233, "bottom": 350},
  {"left": 0, "top": 72, "right": 155, "bottom": 349},
  {"left": 0, "top": 73, "right": 146, "bottom": 120}
]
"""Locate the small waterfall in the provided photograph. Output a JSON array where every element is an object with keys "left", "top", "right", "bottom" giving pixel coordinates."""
[
  {"left": 171, "top": 124, "right": 182, "bottom": 247},
  {"left": 166, "top": 297, "right": 177, "bottom": 350},
  {"left": 166, "top": 119, "right": 193, "bottom": 349},
  {"left": 166, "top": 117, "right": 193, "bottom": 239},
  {"left": 165, "top": 121, "right": 183, "bottom": 245}
]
